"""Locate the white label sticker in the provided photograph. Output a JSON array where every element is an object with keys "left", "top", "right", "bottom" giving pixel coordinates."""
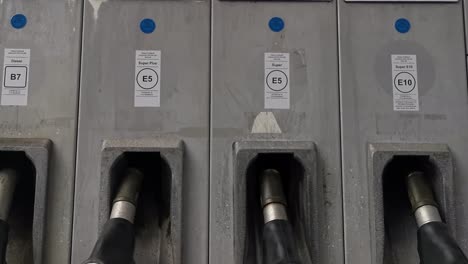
[
  {"left": 134, "top": 50, "right": 161, "bottom": 107},
  {"left": 392, "top": 54, "right": 419, "bottom": 111},
  {"left": 1, "top": 49, "right": 30, "bottom": 106},
  {"left": 265, "top": 53, "right": 290, "bottom": 109}
]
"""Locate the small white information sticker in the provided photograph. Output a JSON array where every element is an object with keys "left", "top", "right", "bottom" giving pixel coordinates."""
[
  {"left": 392, "top": 54, "right": 419, "bottom": 111},
  {"left": 1, "top": 49, "right": 30, "bottom": 106},
  {"left": 134, "top": 50, "right": 161, "bottom": 107},
  {"left": 265, "top": 53, "right": 290, "bottom": 109}
]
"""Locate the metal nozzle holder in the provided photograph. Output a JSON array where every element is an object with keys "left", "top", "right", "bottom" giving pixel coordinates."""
[
  {"left": 260, "top": 169, "right": 288, "bottom": 223},
  {"left": 406, "top": 171, "right": 442, "bottom": 227},
  {"left": 110, "top": 168, "right": 144, "bottom": 223},
  {"left": 0, "top": 169, "right": 18, "bottom": 221}
]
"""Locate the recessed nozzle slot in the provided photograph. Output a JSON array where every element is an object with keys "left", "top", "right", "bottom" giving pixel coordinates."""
[
  {"left": 240, "top": 149, "right": 314, "bottom": 264},
  {"left": 85, "top": 147, "right": 180, "bottom": 264},
  {"left": 382, "top": 155, "right": 434, "bottom": 263},
  {"left": 0, "top": 151, "right": 36, "bottom": 264},
  {"left": 382, "top": 154, "right": 468, "bottom": 263}
]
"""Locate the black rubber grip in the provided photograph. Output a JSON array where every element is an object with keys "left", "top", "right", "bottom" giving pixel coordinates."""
[
  {"left": 418, "top": 221, "right": 468, "bottom": 264},
  {"left": 0, "top": 219, "right": 8, "bottom": 264},
  {"left": 263, "top": 219, "right": 301, "bottom": 264},
  {"left": 82, "top": 218, "right": 135, "bottom": 264}
]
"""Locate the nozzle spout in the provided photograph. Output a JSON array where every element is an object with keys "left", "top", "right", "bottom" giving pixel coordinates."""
[
  {"left": 260, "top": 169, "right": 288, "bottom": 223},
  {"left": 406, "top": 171, "right": 441, "bottom": 228},
  {"left": 110, "top": 168, "right": 144, "bottom": 223}
]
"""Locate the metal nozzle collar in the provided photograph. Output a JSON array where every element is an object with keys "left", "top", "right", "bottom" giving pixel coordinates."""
[
  {"left": 263, "top": 203, "right": 288, "bottom": 223},
  {"left": 110, "top": 201, "right": 137, "bottom": 223},
  {"left": 407, "top": 171, "right": 438, "bottom": 213},
  {"left": 260, "top": 169, "right": 287, "bottom": 208},
  {"left": 113, "top": 168, "right": 144, "bottom": 206},
  {"left": 414, "top": 205, "right": 442, "bottom": 227}
]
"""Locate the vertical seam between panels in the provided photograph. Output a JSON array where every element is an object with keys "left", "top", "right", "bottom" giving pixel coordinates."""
[
  {"left": 462, "top": 0, "right": 468, "bottom": 93},
  {"left": 209, "top": 0, "right": 214, "bottom": 262},
  {"left": 336, "top": 0, "right": 347, "bottom": 263},
  {"left": 70, "top": 0, "right": 86, "bottom": 263}
]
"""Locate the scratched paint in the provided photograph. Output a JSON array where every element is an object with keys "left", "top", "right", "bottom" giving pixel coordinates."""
[
  {"left": 251, "top": 112, "right": 282, "bottom": 133},
  {"left": 88, "top": 0, "right": 107, "bottom": 20}
]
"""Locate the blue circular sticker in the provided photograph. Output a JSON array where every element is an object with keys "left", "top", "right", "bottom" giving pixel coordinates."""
[
  {"left": 269, "top": 17, "right": 285, "bottom": 32},
  {"left": 11, "top": 14, "right": 27, "bottom": 29},
  {"left": 140, "top": 18, "right": 156, "bottom": 34},
  {"left": 395, "top": 18, "right": 411, "bottom": 34}
]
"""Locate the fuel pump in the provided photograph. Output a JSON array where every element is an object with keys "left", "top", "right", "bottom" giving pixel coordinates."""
[
  {"left": 406, "top": 172, "right": 468, "bottom": 264},
  {"left": 0, "top": 169, "right": 17, "bottom": 264},
  {"left": 83, "top": 168, "right": 144, "bottom": 264},
  {"left": 73, "top": 1, "right": 208, "bottom": 262},
  {"left": 260, "top": 169, "right": 300, "bottom": 264}
]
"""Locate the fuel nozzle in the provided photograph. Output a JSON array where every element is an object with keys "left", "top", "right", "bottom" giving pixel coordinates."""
[
  {"left": 0, "top": 169, "right": 18, "bottom": 264},
  {"left": 110, "top": 168, "right": 144, "bottom": 223},
  {"left": 260, "top": 169, "right": 300, "bottom": 264},
  {"left": 406, "top": 171, "right": 468, "bottom": 264},
  {"left": 261, "top": 169, "right": 288, "bottom": 223},
  {"left": 407, "top": 171, "right": 441, "bottom": 228},
  {"left": 83, "top": 168, "right": 144, "bottom": 264}
]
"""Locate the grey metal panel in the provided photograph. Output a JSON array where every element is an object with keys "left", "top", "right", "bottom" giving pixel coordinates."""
[
  {"left": 0, "top": 1, "right": 82, "bottom": 263},
  {"left": 72, "top": 0, "right": 210, "bottom": 263},
  {"left": 210, "top": 2, "right": 343, "bottom": 263},
  {"left": 338, "top": 2, "right": 468, "bottom": 263}
]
